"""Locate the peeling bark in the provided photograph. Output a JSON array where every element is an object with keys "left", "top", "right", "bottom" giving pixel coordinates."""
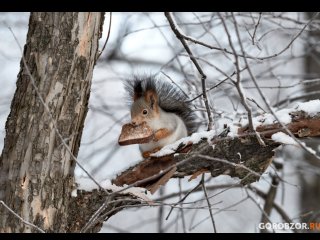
[{"left": 0, "top": 12, "right": 104, "bottom": 233}]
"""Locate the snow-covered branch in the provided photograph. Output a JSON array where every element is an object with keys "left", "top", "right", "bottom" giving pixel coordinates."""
[
  {"left": 114, "top": 100, "right": 320, "bottom": 190},
  {"left": 68, "top": 100, "right": 320, "bottom": 232}
]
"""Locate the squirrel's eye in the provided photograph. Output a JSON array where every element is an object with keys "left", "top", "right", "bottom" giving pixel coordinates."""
[{"left": 142, "top": 109, "right": 148, "bottom": 115}]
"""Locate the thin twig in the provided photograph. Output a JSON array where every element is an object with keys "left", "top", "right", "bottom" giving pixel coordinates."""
[
  {"left": 96, "top": 12, "right": 112, "bottom": 61},
  {"left": 218, "top": 13, "right": 265, "bottom": 146},
  {"left": 162, "top": 12, "right": 318, "bottom": 61},
  {"left": 160, "top": 71, "right": 189, "bottom": 97},
  {"left": 82, "top": 151, "right": 203, "bottom": 232},
  {"left": 189, "top": 196, "right": 249, "bottom": 231},
  {"left": 247, "top": 97, "right": 267, "bottom": 113},
  {"left": 245, "top": 188, "right": 275, "bottom": 233},
  {"left": 81, "top": 194, "right": 114, "bottom": 233},
  {"left": 231, "top": 12, "right": 320, "bottom": 160},
  {"left": 158, "top": 187, "right": 165, "bottom": 233},
  {"left": 251, "top": 12, "right": 319, "bottom": 60},
  {"left": 178, "top": 179, "right": 187, "bottom": 233},
  {"left": 0, "top": 201, "right": 45, "bottom": 233},
  {"left": 248, "top": 186, "right": 299, "bottom": 233},
  {"left": 197, "top": 154, "right": 262, "bottom": 179},
  {"left": 201, "top": 174, "right": 217, "bottom": 233},
  {"left": 252, "top": 12, "right": 262, "bottom": 45},
  {"left": 218, "top": 13, "right": 253, "bottom": 127},
  {"left": 187, "top": 77, "right": 230, "bottom": 103},
  {"left": 165, "top": 179, "right": 202, "bottom": 220},
  {"left": 275, "top": 91, "right": 320, "bottom": 108},
  {"left": 260, "top": 175, "right": 280, "bottom": 233},
  {"left": 156, "top": 182, "right": 297, "bottom": 233},
  {"left": 165, "top": 12, "right": 213, "bottom": 130},
  {"left": 145, "top": 13, "right": 189, "bottom": 81},
  {"left": 155, "top": 183, "right": 242, "bottom": 202}
]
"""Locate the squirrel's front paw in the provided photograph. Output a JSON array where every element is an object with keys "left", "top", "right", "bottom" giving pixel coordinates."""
[
  {"left": 154, "top": 128, "right": 171, "bottom": 142},
  {"left": 153, "top": 135, "right": 159, "bottom": 142},
  {"left": 142, "top": 151, "right": 151, "bottom": 158},
  {"left": 142, "top": 147, "right": 162, "bottom": 158}
]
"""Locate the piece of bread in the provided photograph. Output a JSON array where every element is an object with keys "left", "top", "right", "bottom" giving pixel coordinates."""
[{"left": 118, "top": 122, "right": 154, "bottom": 146}]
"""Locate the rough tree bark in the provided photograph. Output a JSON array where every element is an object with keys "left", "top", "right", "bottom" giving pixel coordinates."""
[{"left": 0, "top": 12, "right": 104, "bottom": 233}]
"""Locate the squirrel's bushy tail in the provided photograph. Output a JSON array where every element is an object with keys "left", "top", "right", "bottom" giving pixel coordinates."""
[{"left": 124, "top": 75, "right": 198, "bottom": 135}]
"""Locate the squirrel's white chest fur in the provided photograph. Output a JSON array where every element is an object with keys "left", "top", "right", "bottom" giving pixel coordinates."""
[{"left": 139, "top": 109, "right": 188, "bottom": 153}]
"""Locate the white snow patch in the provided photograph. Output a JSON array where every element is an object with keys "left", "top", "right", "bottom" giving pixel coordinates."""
[
  {"left": 237, "top": 100, "right": 320, "bottom": 132},
  {"left": 151, "top": 130, "right": 216, "bottom": 157},
  {"left": 256, "top": 108, "right": 292, "bottom": 127},
  {"left": 71, "top": 189, "right": 77, "bottom": 197},
  {"left": 295, "top": 99, "right": 320, "bottom": 116},
  {"left": 271, "top": 132, "right": 297, "bottom": 145},
  {"left": 238, "top": 108, "right": 292, "bottom": 131},
  {"left": 76, "top": 177, "right": 99, "bottom": 191},
  {"left": 76, "top": 178, "right": 152, "bottom": 202},
  {"left": 227, "top": 124, "right": 240, "bottom": 137},
  {"left": 301, "top": 143, "right": 317, "bottom": 155},
  {"left": 273, "top": 108, "right": 292, "bottom": 124},
  {"left": 271, "top": 133, "right": 317, "bottom": 155}
]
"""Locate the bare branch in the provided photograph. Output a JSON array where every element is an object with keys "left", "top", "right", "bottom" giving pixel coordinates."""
[
  {"left": 165, "top": 12, "right": 213, "bottom": 130},
  {"left": 201, "top": 174, "right": 217, "bottom": 233},
  {"left": 230, "top": 13, "right": 320, "bottom": 160},
  {"left": 218, "top": 12, "right": 265, "bottom": 146},
  {"left": 251, "top": 12, "right": 262, "bottom": 45},
  {"left": 260, "top": 175, "right": 280, "bottom": 233},
  {"left": 96, "top": 12, "right": 112, "bottom": 61}
]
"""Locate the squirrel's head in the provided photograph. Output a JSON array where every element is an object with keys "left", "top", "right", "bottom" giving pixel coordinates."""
[{"left": 131, "top": 89, "right": 159, "bottom": 126}]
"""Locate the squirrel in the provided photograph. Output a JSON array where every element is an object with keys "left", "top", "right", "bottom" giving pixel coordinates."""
[{"left": 124, "top": 75, "right": 197, "bottom": 158}]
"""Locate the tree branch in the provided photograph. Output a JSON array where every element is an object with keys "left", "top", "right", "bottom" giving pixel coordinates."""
[
  {"left": 165, "top": 12, "right": 213, "bottom": 130},
  {"left": 65, "top": 106, "right": 320, "bottom": 232}
]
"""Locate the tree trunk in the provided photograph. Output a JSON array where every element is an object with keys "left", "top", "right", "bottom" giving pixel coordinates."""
[{"left": 0, "top": 12, "right": 104, "bottom": 233}]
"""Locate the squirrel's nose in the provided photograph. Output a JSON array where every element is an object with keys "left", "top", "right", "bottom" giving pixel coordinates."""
[{"left": 132, "top": 121, "right": 136, "bottom": 125}]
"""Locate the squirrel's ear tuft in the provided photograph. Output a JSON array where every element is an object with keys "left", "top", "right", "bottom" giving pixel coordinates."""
[
  {"left": 145, "top": 90, "right": 158, "bottom": 110},
  {"left": 133, "top": 81, "right": 143, "bottom": 101}
]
